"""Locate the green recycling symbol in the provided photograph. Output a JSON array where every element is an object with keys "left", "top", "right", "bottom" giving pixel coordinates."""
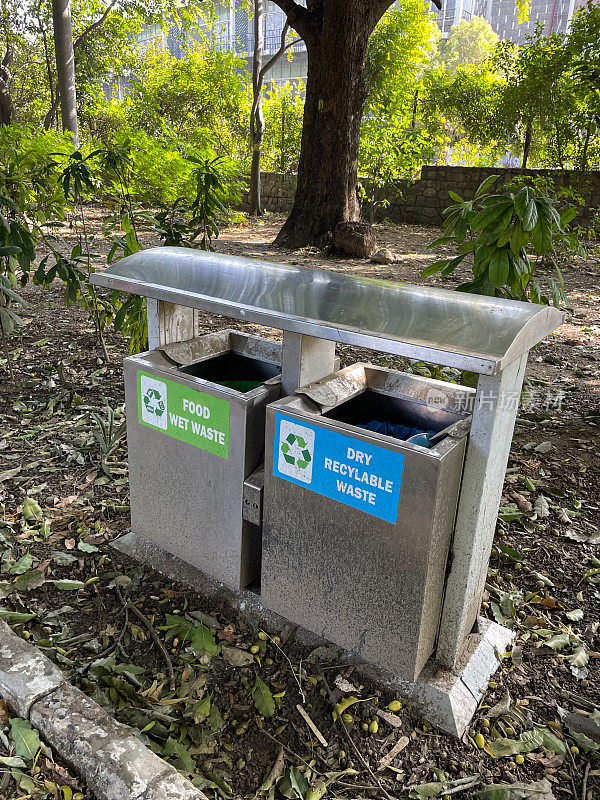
[
  {"left": 143, "top": 388, "right": 165, "bottom": 417},
  {"left": 280, "top": 432, "right": 312, "bottom": 470}
]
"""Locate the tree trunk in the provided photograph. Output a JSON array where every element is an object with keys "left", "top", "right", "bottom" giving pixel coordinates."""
[
  {"left": 521, "top": 120, "right": 532, "bottom": 170},
  {"left": 249, "top": 0, "right": 265, "bottom": 217},
  {"left": 274, "top": 1, "right": 381, "bottom": 248},
  {"left": 0, "top": 50, "right": 16, "bottom": 125},
  {"left": 52, "top": 0, "right": 78, "bottom": 144}
]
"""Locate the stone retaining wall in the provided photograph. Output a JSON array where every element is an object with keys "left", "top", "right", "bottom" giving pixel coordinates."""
[{"left": 240, "top": 166, "right": 600, "bottom": 227}]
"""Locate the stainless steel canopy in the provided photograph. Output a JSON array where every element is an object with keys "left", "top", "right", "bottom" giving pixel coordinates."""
[{"left": 90, "top": 247, "right": 564, "bottom": 375}]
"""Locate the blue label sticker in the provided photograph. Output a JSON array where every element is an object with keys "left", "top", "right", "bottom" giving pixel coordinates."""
[{"left": 272, "top": 413, "right": 404, "bottom": 524}]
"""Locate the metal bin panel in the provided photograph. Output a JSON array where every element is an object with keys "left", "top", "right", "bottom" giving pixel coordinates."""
[
  {"left": 261, "top": 365, "right": 472, "bottom": 681},
  {"left": 124, "top": 331, "right": 281, "bottom": 590}
]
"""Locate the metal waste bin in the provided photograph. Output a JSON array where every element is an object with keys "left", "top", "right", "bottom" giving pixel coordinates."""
[
  {"left": 262, "top": 363, "right": 474, "bottom": 681},
  {"left": 124, "top": 329, "right": 282, "bottom": 590}
]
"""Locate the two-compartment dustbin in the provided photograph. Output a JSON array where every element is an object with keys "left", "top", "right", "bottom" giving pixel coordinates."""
[
  {"left": 124, "top": 329, "right": 282, "bottom": 590},
  {"left": 262, "top": 363, "right": 474, "bottom": 681}
]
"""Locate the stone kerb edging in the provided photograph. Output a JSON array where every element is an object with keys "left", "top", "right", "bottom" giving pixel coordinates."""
[{"left": 0, "top": 619, "right": 208, "bottom": 800}]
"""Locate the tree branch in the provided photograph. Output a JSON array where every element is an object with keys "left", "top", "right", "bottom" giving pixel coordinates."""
[
  {"left": 268, "top": 0, "right": 314, "bottom": 43},
  {"left": 73, "top": 0, "right": 118, "bottom": 49},
  {"left": 251, "top": 22, "right": 301, "bottom": 120},
  {"left": 259, "top": 23, "right": 300, "bottom": 81}
]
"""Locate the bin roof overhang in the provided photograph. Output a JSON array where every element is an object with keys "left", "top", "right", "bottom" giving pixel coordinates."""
[{"left": 90, "top": 247, "right": 564, "bottom": 375}]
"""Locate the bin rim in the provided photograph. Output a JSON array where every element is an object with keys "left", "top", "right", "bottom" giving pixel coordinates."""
[
  {"left": 267, "top": 400, "right": 466, "bottom": 460},
  {"left": 91, "top": 247, "right": 564, "bottom": 376}
]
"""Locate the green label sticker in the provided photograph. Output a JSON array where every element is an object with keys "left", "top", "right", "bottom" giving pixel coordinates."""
[{"left": 137, "top": 371, "right": 230, "bottom": 459}]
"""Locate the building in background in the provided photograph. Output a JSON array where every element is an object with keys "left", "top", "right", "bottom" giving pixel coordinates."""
[
  {"left": 484, "top": 0, "right": 578, "bottom": 43},
  {"left": 107, "top": 0, "right": 590, "bottom": 101},
  {"left": 430, "top": 0, "right": 585, "bottom": 41},
  {"left": 105, "top": 1, "right": 308, "bottom": 101},
  {"left": 429, "top": 0, "right": 488, "bottom": 36},
  {"left": 168, "top": 1, "right": 308, "bottom": 87}
]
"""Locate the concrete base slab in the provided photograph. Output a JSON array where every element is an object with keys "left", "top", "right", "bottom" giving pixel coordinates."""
[
  {"left": 0, "top": 620, "right": 65, "bottom": 717},
  {"left": 0, "top": 620, "right": 208, "bottom": 800},
  {"left": 31, "top": 684, "right": 174, "bottom": 800},
  {"left": 114, "top": 531, "right": 515, "bottom": 739}
]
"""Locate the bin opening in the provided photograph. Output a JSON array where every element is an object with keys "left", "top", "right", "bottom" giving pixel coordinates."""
[
  {"left": 323, "top": 389, "right": 454, "bottom": 447},
  {"left": 179, "top": 351, "right": 280, "bottom": 393}
]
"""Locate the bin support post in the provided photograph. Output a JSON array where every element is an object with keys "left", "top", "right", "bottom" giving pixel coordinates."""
[
  {"left": 147, "top": 300, "right": 201, "bottom": 349},
  {"left": 146, "top": 298, "right": 160, "bottom": 350},
  {"left": 436, "top": 354, "right": 527, "bottom": 670},
  {"left": 281, "top": 331, "right": 337, "bottom": 395}
]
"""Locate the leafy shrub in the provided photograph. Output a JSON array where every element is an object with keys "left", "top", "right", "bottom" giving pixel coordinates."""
[
  {"left": 505, "top": 173, "right": 599, "bottom": 244},
  {"left": 0, "top": 124, "right": 73, "bottom": 222},
  {"left": 95, "top": 129, "right": 241, "bottom": 212},
  {"left": 107, "top": 130, "right": 194, "bottom": 207},
  {"left": 84, "top": 98, "right": 131, "bottom": 143},
  {"left": 262, "top": 82, "right": 304, "bottom": 174},
  {"left": 126, "top": 48, "right": 249, "bottom": 160},
  {"left": 423, "top": 175, "right": 584, "bottom": 306}
]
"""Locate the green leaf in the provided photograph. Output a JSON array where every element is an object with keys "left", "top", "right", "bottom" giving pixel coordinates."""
[
  {"left": 409, "top": 782, "right": 444, "bottom": 799},
  {"left": 440, "top": 255, "right": 465, "bottom": 276},
  {"left": 421, "top": 259, "right": 450, "bottom": 277},
  {"left": 476, "top": 779, "right": 555, "bottom": 799},
  {"left": 9, "top": 718, "right": 40, "bottom": 761},
  {"left": 290, "top": 767, "right": 309, "bottom": 800},
  {"left": 565, "top": 609, "right": 583, "bottom": 622},
  {"left": 510, "top": 224, "right": 528, "bottom": 257},
  {"left": 163, "top": 613, "right": 196, "bottom": 641},
  {"left": 190, "top": 623, "right": 219, "bottom": 655},
  {"left": 0, "top": 609, "right": 36, "bottom": 622},
  {"left": 305, "top": 781, "right": 328, "bottom": 800},
  {"left": 488, "top": 727, "right": 561, "bottom": 759},
  {"left": 52, "top": 579, "right": 85, "bottom": 591},
  {"left": 513, "top": 187, "right": 530, "bottom": 222},
  {"left": 544, "top": 633, "right": 570, "bottom": 651},
  {"left": 495, "top": 544, "right": 524, "bottom": 562},
  {"left": 474, "top": 174, "right": 499, "bottom": 199},
  {"left": 427, "top": 237, "right": 453, "bottom": 250},
  {"left": 539, "top": 729, "right": 567, "bottom": 755},
  {"left": 77, "top": 541, "right": 99, "bottom": 553},
  {"left": 560, "top": 205, "right": 577, "bottom": 226},
  {"left": 163, "top": 735, "right": 195, "bottom": 772},
  {"left": 22, "top": 497, "right": 43, "bottom": 522},
  {"left": 9, "top": 553, "right": 34, "bottom": 575},
  {"left": 12, "top": 569, "right": 44, "bottom": 592},
  {"left": 278, "top": 767, "right": 310, "bottom": 800},
  {"left": 497, "top": 504, "right": 523, "bottom": 523},
  {"left": 516, "top": 728, "right": 545, "bottom": 753},
  {"left": 489, "top": 248, "right": 510, "bottom": 288},
  {"left": 0, "top": 755, "right": 27, "bottom": 768},
  {"left": 522, "top": 200, "right": 538, "bottom": 232},
  {"left": 207, "top": 703, "right": 224, "bottom": 732},
  {"left": 568, "top": 730, "right": 599, "bottom": 753},
  {"left": 192, "top": 695, "right": 211, "bottom": 723},
  {"left": 531, "top": 211, "right": 553, "bottom": 254},
  {"left": 471, "top": 200, "right": 512, "bottom": 232},
  {"left": 567, "top": 645, "right": 589, "bottom": 667},
  {"left": 252, "top": 676, "right": 275, "bottom": 717}
]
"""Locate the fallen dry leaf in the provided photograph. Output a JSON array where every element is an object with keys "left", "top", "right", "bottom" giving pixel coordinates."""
[{"left": 54, "top": 495, "right": 78, "bottom": 508}]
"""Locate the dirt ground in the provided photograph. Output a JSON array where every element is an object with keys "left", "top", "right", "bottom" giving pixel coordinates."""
[{"left": 0, "top": 212, "right": 599, "bottom": 799}]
